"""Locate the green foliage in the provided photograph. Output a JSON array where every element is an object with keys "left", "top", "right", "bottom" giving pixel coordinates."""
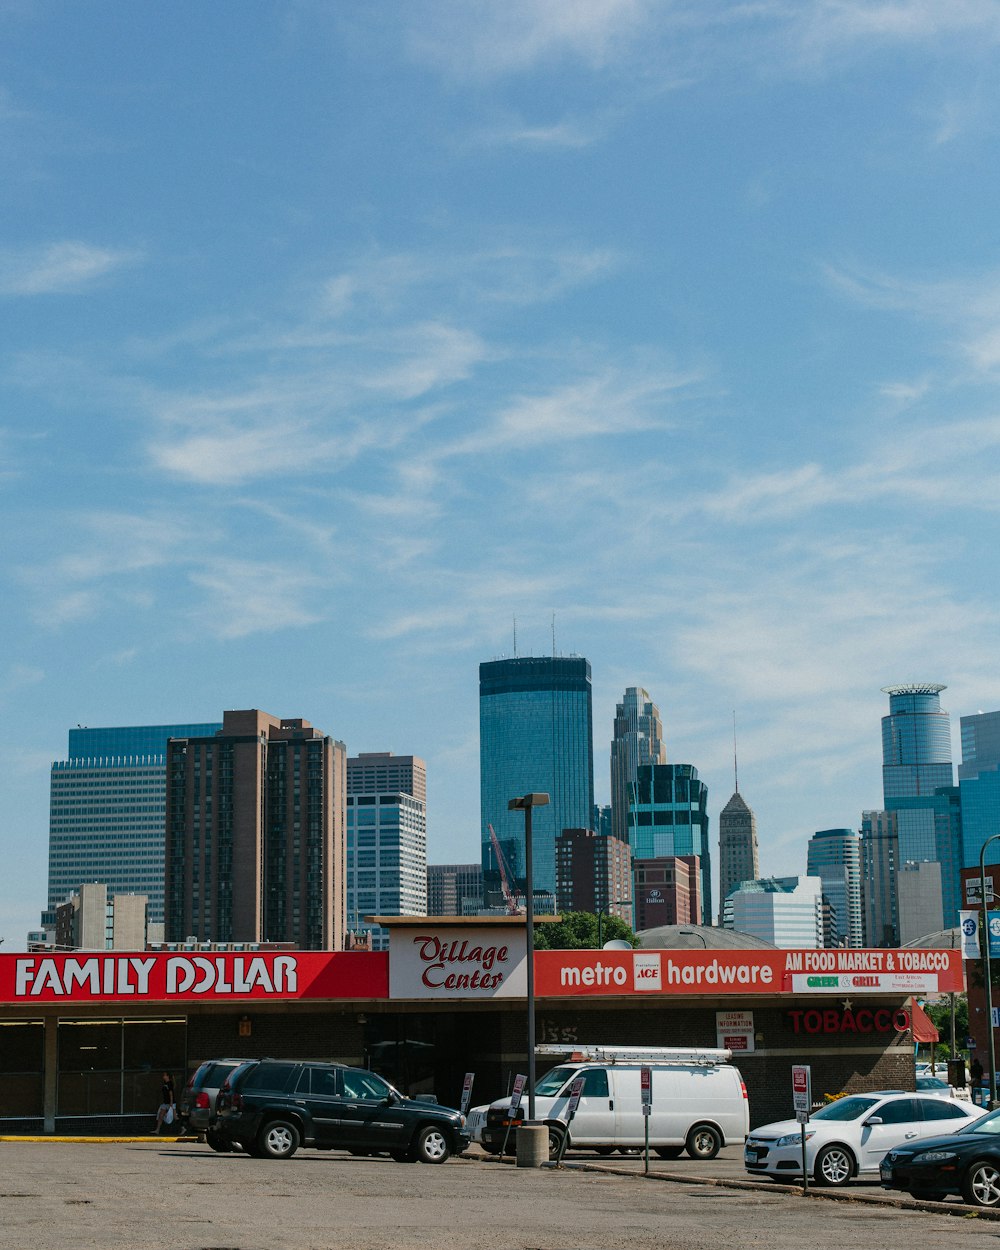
[
  {"left": 922, "top": 996, "right": 969, "bottom": 1059},
  {"left": 533, "top": 911, "right": 638, "bottom": 950}
]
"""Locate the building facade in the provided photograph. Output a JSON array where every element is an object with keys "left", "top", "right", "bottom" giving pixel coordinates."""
[
  {"left": 610, "top": 687, "right": 667, "bottom": 845},
  {"left": 861, "top": 809, "right": 898, "bottom": 946},
  {"left": 164, "top": 710, "right": 346, "bottom": 950},
  {"left": 626, "top": 763, "right": 711, "bottom": 924},
  {"left": 346, "top": 753, "right": 427, "bottom": 951},
  {"left": 806, "top": 828, "right": 863, "bottom": 948},
  {"left": 717, "top": 791, "right": 759, "bottom": 923},
  {"left": 479, "top": 656, "right": 594, "bottom": 901},
  {"left": 633, "top": 855, "right": 700, "bottom": 930},
  {"left": 426, "top": 864, "right": 483, "bottom": 916},
  {"left": 54, "top": 882, "right": 149, "bottom": 951},
  {"left": 896, "top": 860, "right": 944, "bottom": 946},
  {"left": 554, "top": 827, "right": 632, "bottom": 924},
  {"left": 959, "top": 709, "right": 1000, "bottom": 876},
  {"left": 723, "top": 876, "right": 823, "bottom": 948},
  {"left": 45, "top": 721, "right": 221, "bottom": 930}
]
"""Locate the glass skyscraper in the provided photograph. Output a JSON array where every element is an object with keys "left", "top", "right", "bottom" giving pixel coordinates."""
[
  {"left": 959, "top": 710, "right": 1000, "bottom": 876},
  {"left": 806, "top": 828, "right": 863, "bottom": 947},
  {"left": 346, "top": 752, "right": 427, "bottom": 951},
  {"left": 881, "top": 684, "right": 953, "bottom": 861},
  {"left": 626, "top": 763, "right": 711, "bottom": 924},
  {"left": 46, "top": 721, "right": 222, "bottom": 928},
  {"left": 610, "top": 687, "right": 666, "bottom": 845},
  {"left": 479, "top": 656, "right": 594, "bottom": 901}
]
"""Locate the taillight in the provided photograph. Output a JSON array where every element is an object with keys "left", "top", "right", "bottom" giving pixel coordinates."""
[
  {"left": 232, "top": 1092, "right": 243, "bottom": 1111},
  {"left": 740, "top": 1079, "right": 748, "bottom": 1101},
  {"left": 195, "top": 1092, "right": 210, "bottom": 1110}
]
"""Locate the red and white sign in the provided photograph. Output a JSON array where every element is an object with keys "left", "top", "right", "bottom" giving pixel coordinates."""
[
  {"left": 460, "top": 1072, "right": 475, "bottom": 1114},
  {"left": 388, "top": 926, "right": 527, "bottom": 999},
  {"left": 534, "top": 948, "right": 964, "bottom": 998},
  {"left": 716, "top": 1009, "right": 754, "bottom": 1052},
  {"left": 509, "top": 1073, "right": 527, "bottom": 1114},
  {"left": 640, "top": 1066, "right": 652, "bottom": 1115},
  {"left": 792, "top": 1064, "right": 811, "bottom": 1118},
  {"left": 0, "top": 951, "right": 386, "bottom": 1004}
]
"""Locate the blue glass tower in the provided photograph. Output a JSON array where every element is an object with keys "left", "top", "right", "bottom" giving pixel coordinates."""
[
  {"left": 880, "top": 684, "right": 956, "bottom": 932},
  {"left": 479, "top": 656, "right": 594, "bottom": 902},
  {"left": 959, "top": 710, "right": 1000, "bottom": 874},
  {"left": 627, "top": 763, "right": 711, "bottom": 924}
]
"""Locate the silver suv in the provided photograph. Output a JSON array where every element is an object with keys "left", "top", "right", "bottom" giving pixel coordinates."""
[{"left": 180, "top": 1058, "right": 251, "bottom": 1149}]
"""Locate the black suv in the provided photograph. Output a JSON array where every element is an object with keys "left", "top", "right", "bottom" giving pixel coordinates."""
[{"left": 215, "top": 1059, "right": 470, "bottom": 1163}]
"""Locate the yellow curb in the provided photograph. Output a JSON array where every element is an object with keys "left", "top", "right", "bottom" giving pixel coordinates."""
[{"left": 0, "top": 1135, "right": 198, "bottom": 1143}]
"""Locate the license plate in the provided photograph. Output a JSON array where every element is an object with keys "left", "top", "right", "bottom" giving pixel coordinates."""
[
  {"left": 879, "top": 1164, "right": 891, "bottom": 1181},
  {"left": 744, "top": 1147, "right": 758, "bottom": 1163}
]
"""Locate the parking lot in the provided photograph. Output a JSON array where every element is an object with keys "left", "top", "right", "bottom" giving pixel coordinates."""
[{"left": 2, "top": 1138, "right": 997, "bottom": 1250}]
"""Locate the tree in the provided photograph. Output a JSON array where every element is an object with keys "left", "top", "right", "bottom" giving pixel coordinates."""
[
  {"left": 533, "top": 911, "right": 638, "bottom": 950},
  {"left": 923, "top": 995, "right": 969, "bottom": 1060}
]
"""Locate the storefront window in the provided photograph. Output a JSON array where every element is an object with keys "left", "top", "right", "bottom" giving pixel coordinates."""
[
  {"left": 0, "top": 1021, "right": 44, "bottom": 1118},
  {"left": 58, "top": 1018, "right": 186, "bottom": 1116}
]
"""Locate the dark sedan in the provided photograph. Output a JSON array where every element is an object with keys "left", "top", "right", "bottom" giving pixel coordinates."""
[{"left": 881, "top": 1106, "right": 1000, "bottom": 1207}]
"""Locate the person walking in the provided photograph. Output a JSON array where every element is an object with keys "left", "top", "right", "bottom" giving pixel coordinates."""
[{"left": 154, "top": 1072, "right": 175, "bottom": 1134}]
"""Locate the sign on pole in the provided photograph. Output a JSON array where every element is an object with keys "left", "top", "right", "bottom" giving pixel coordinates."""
[
  {"left": 460, "top": 1072, "right": 475, "bottom": 1115},
  {"left": 640, "top": 1066, "right": 652, "bottom": 1115},
  {"left": 791, "top": 1065, "right": 812, "bottom": 1193},
  {"left": 553, "top": 1075, "right": 586, "bottom": 1167},
  {"left": 501, "top": 1073, "right": 528, "bottom": 1157}
]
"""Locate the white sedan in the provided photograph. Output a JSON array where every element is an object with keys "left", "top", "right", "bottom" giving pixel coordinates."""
[{"left": 744, "top": 1090, "right": 979, "bottom": 1186}]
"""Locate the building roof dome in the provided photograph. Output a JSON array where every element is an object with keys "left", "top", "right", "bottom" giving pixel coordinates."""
[{"left": 636, "top": 923, "right": 776, "bottom": 951}]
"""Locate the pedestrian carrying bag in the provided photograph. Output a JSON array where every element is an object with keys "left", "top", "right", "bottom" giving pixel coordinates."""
[{"left": 163, "top": 1105, "right": 174, "bottom": 1125}]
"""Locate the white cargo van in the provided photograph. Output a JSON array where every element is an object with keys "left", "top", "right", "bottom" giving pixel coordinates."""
[{"left": 471, "top": 1045, "right": 749, "bottom": 1160}]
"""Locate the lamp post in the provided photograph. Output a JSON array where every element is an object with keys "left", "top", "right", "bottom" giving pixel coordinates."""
[
  {"left": 508, "top": 792, "right": 549, "bottom": 1123},
  {"left": 679, "top": 928, "right": 708, "bottom": 949},
  {"left": 980, "top": 835, "right": 1000, "bottom": 1109}
]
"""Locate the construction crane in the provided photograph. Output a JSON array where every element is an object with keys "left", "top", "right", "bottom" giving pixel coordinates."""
[{"left": 487, "top": 824, "right": 523, "bottom": 915}]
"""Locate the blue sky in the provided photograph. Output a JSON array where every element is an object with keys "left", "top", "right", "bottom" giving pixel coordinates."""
[{"left": 4, "top": 1, "right": 1000, "bottom": 947}]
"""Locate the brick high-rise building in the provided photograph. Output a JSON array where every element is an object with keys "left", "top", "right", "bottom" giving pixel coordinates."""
[
  {"left": 165, "top": 710, "right": 346, "bottom": 949},
  {"left": 555, "top": 827, "right": 632, "bottom": 926},
  {"left": 633, "top": 855, "right": 701, "bottom": 931}
]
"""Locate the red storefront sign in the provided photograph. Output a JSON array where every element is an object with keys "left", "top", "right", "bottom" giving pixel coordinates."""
[
  {"left": 0, "top": 950, "right": 388, "bottom": 1004},
  {"left": 534, "top": 948, "right": 964, "bottom": 998}
]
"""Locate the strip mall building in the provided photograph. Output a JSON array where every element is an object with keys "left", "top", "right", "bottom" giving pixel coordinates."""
[{"left": 0, "top": 919, "right": 959, "bottom": 1134}]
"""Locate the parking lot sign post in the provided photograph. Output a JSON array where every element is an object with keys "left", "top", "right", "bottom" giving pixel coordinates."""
[
  {"left": 555, "top": 1076, "right": 585, "bottom": 1167},
  {"left": 640, "top": 1066, "right": 652, "bottom": 1174},
  {"left": 502, "top": 1073, "right": 527, "bottom": 1158},
  {"left": 460, "top": 1072, "right": 475, "bottom": 1116},
  {"left": 791, "top": 1065, "right": 812, "bottom": 1193}
]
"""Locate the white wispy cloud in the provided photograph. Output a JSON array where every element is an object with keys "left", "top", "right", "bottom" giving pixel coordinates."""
[
  {"left": 0, "top": 241, "right": 139, "bottom": 295},
  {"left": 186, "top": 559, "right": 327, "bottom": 639}
]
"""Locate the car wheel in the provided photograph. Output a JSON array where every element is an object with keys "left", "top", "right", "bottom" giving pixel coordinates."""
[
  {"left": 814, "top": 1144, "right": 854, "bottom": 1187},
  {"left": 547, "top": 1125, "right": 566, "bottom": 1160},
  {"left": 618, "top": 1147, "right": 641, "bottom": 1156},
  {"left": 962, "top": 1160, "right": 1000, "bottom": 1208},
  {"left": 593, "top": 1146, "right": 615, "bottom": 1157},
  {"left": 685, "top": 1124, "right": 722, "bottom": 1160},
  {"left": 257, "top": 1119, "right": 300, "bottom": 1160},
  {"left": 413, "top": 1126, "right": 451, "bottom": 1164},
  {"left": 655, "top": 1146, "right": 683, "bottom": 1160},
  {"left": 205, "top": 1129, "right": 233, "bottom": 1153}
]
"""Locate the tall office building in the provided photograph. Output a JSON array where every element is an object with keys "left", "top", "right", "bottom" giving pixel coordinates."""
[
  {"left": 633, "top": 855, "right": 700, "bottom": 930},
  {"left": 554, "top": 827, "right": 632, "bottom": 924},
  {"left": 427, "top": 863, "right": 483, "bottom": 916},
  {"left": 806, "top": 828, "right": 863, "bottom": 948},
  {"left": 610, "top": 687, "right": 667, "bottom": 844},
  {"left": 880, "top": 684, "right": 957, "bottom": 931},
  {"left": 723, "top": 876, "right": 823, "bottom": 948},
  {"left": 861, "top": 809, "right": 898, "bottom": 946},
  {"left": 54, "top": 882, "right": 149, "bottom": 951},
  {"left": 959, "top": 710, "right": 1000, "bottom": 874},
  {"left": 897, "top": 861, "right": 944, "bottom": 945},
  {"left": 717, "top": 792, "right": 759, "bottom": 923},
  {"left": 165, "top": 710, "right": 346, "bottom": 950},
  {"left": 479, "top": 656, "right": 594, "bottom": 900},
  {"left": 346, "top": 752, "right": 427, "bottom": 951},
  {"left": 45, "top": 721, "right": 221, "bottom": 928},
  {"left": 626, "top": 763, "right": 711, "bottom": 924}
]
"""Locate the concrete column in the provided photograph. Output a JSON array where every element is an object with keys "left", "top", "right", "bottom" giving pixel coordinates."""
[
  {"left": 515, "top": 1124, "right": 548, "bottom": 1167},
  {"left": 43, "top": 1017, "right": 58, "bottom": 1134}
]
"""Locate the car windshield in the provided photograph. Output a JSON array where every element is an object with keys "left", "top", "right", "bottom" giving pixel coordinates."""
[
  {"left": 534, "top": 1066, "right": 576, "bottom": 1096},
  {"left": 958, "top": 1109, "right": 1000, "bottom": 1136},
  {"left": 810, "top": 1096, "right": 880, "bottom": 1122}
]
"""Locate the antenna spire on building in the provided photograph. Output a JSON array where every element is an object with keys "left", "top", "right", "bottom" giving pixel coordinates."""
[{"left": 733, "top": 709, "right": 739, "bottom": 794}]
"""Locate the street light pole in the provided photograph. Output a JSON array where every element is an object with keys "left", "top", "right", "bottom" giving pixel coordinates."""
[
  {"left": 980, "top": 835, "right": 1000, "bottom": 1109},
  {"left": 509, "top": 792, "right": 549, "bottom": 1123}
]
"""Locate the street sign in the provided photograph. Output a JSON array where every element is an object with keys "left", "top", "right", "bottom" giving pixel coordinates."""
[
  {"left": 565, "top": 1076, "right": 585, "bottom": 1119},
  {"left": 993, "top": 1008, "right": 1000, "bottom": 1029},
  {"left": 460, "top": 1072, "right": 475, "bottom": 1115},
  {"left": 509, "top": 1072, "right": 527, "bottom": 1114},
  {"left": 640, "top": 1066, "right": 652, "bottom": 1117},
  {"left": 791, "top": 1065, "right": 811, "bottom": 1118}
]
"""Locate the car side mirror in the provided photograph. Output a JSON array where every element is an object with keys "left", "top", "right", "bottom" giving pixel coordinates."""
[{"left": 863, "top": 1115, "right": 883, "bottom": 1125}]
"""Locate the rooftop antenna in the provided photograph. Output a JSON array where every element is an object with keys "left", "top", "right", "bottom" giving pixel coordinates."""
[
  {"left": 513, "top": 614, "right": 517, "bottom": 658},
  {"left": 733, "top": 710, "right": 739, "bottom": 794}
]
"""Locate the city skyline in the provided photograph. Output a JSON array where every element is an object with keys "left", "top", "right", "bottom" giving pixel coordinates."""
[{"left": 6, "top": 5, "right": 1000, "bottom": 945}]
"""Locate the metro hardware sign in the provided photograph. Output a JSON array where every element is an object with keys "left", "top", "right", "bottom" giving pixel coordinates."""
[{"left": 534, "top": 947, "right": 963, "bottom": 998}]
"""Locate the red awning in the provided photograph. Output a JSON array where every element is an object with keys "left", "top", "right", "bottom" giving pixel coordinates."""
[{"left": 910, "top": 999, "right": 940, "bottom": 1043}]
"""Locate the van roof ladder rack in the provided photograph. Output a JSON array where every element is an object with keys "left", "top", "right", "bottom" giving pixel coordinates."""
[{"left": 535, "top": 1044, "right": 732, "bottom": 1066}]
